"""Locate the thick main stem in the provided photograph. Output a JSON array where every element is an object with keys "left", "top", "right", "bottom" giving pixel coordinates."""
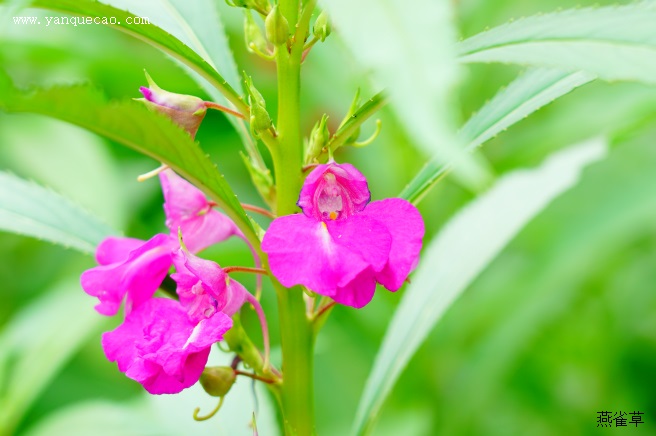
[{"left": 271, "top": 1, "right": 316, "bottom": 434}]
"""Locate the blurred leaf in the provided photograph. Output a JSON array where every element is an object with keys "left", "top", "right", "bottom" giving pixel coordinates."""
[
  {"left": 0, "top": 282, "right": 105, "bottom": 434},
  {"left": 6, "top": 0, "right": 247, "bottom": 113},
  {"left": 458, "top": 3, "right": 656, "bottom": 84},
  {"left": 401, "top": 68, "right": 596, "bottom": 204},
  {"left": 439, "top": 135, "right": 656, "bottom": 433},
  {"left": 321, "top": 0, "right": 490, "bottom": 188},
  {"left": 0, "top": 73, "right": 260, "bottom": 247},
  {"left": 0, "top": 171, "right": 116, "bottom": 254},
  {"left": 353, "top": 138, "right": 608, "bottom": 435},
  {"left": 23, "top": 400, "right": 163, "bottom": 436}
]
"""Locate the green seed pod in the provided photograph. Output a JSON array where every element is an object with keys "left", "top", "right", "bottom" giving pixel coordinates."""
[{"left": 200, "top": 367, "right": 237, "bottom": 397}]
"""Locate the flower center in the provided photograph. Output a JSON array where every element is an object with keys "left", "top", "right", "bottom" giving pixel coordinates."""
[{"left": 317, "top": 174, "right": 345, "bottom": 220}]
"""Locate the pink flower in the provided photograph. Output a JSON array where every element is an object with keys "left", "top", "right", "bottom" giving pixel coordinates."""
[
  {"left": 159, "top": 169, "right": 243, "bottom": 254},
  {"left": 81, "top": 234, "right": 177, "bottom": 316},
  {"left": 102, "top": 297, "right": 232, "bottom": 394},
  {"left": 262, "top": 163, "right": 424, "bottom": 308},
  {"left": 171, "top": 249, "right": 248, "bottom": 323}
]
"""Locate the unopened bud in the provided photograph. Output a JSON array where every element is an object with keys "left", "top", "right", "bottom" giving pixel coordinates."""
[
  {"left": 306, "top": 114, "right": 330, "bottom": 161},
  {"left": 136, "top": 71, "right": 207, "bottom": 138},
  {"left": 250, "top": 102, "right": 272, "bottom": 136},
  {"left": 244, "top": 11, "right": 269, "bottom": 55},
  {"left": 313, "top": 11, "right": 331, "bottom": 42},
  {"left": 243, "top": 74, "right": 266, "bottom": 108},
  {"left": 200, "top": 366, "right": 237, "bottom": 397},
  {"left": 265, "top": 5, "right": 289, "bottom": 46}
]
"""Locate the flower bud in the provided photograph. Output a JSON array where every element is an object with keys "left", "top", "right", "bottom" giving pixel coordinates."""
[
  {"left": 250, "top": 102, "right": 273, "bottom": 137},
  {"left": 313, "top": 11, "right": 331, "bottom": 42},
  {"left": 200, "top": 366, "right": 237, "bottom": 397},
  {"left": 136, "top": 71, "right": 207, "bottom": 139},
  {"left": 265, "top": 5, "right": 289, "bottom": 46},
  {"left": 244, "top": 11, "right": 269, "bottom": 55},
  {"left": 306, "top": 114, "right": 330, "bottom": 162},
  {"left": 243, "top": 74, "right": 266, "bottom": 108}
]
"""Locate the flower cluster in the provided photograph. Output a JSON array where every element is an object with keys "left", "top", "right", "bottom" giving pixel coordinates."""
[
  {"left": 81, "top": 169, "right": 260, "bottom": 394},
  {"left": 81, "top": 79, "right": 424, "bottom": 397}
]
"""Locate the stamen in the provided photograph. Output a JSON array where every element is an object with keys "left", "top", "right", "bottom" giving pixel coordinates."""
[
  {"left": 137, "top": 164, "right": 169, "bottom": 182},
  {"left": 329, "top": 211, "right": 337, "bottom": 220}
]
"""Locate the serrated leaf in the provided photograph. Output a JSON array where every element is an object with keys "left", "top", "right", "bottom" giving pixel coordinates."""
[
  {"left": 458, "top": 3, "right": 656, "bottom": 84},
  {"left": 354, "top": 138, "right": 608, "bottom": 435},
  {"left": 400, "top": 68, "right": 596, "bottom": 203},
  {"left": 6, "top": 0, "right": 248, "bottom": 114},
  {"left": 0, "top": 171, "right": 116, "bottom": 253},
  {"left": 320, "top": 0, "right": 490, "bottom": 188},
  {"left": 0, "top": 72, "right": 259, "bottom": 246}
]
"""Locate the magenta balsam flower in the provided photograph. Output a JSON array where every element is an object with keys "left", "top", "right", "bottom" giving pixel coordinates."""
[
  {"left": 102, "top": 297, "right": 232, "bottom": 394},
  {"left": 160, "top": 169, "right": 243, "bottom": 253},
  {"left": 262, "top": 162, "right": 425, "bottom": 308},
  {"left": 81, "top": 234, "right": 177, "bottom": 316},
  {"left": 171, "top": 249, "right": 248, "bottom": 322}
]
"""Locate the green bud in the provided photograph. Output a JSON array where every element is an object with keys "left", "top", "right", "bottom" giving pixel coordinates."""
[
  {"left": 243, "top": 73, "right": 266, "bottom": 108},
  {"left": 250, "top": 102, "right": 272, "bottom": 137},
  {"left": 226, "top": 0, "right": 270, "bottom": 13},
  {"left": 313, "top": 11, "right": 331, "bottom": 42},
  {"left": 265, "top": 5, "right": 289, "bottom": 46},
  {"left": 306, "top": 114, "right": 330, "bottom": 161},
  {"left": 200, "top": 367, "right": 237, "bottom": 397},
  {"left": 244, "top": 11, "right": 269, "bottom": 55}
]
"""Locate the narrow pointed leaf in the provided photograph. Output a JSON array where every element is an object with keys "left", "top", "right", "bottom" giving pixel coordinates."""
[
  {"left": 400, "top": 68, "right": 596, "bottom": 203},
  {"left": 458, "top": 3, "right": 656, "bottom": 84},
  {"left": 354, "top": 138, "right": 608, "bottom": 435}
]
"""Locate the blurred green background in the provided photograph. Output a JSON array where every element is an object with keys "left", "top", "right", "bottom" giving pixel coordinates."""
[{"left": 1, "top": 0, "right": 656, "bottom": 434}]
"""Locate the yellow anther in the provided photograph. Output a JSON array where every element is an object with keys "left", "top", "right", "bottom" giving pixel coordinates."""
[{"left": 329, "top": 211, "right": 337, "bottom": 220}]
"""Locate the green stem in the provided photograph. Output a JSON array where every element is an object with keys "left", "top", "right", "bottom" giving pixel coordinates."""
[{"left": 270, "top": 0, "right": 317, "bottom": 434}]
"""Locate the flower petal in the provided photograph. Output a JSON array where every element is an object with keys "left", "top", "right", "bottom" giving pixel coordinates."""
[
  {"left": 331, "top": 268, "right": 378, "bottom": 308},
  {"left": 95, "top": 236, "right": 144, "bottom": 265},
  {"left": 361, "top": 198, "right": 425, "bottom": 290},
  {"left": 262, "top": 214, "right": 391, "bottom": 297},
  {"left": 102, "top": 298, "right": 232, "bottom": 395},
  {"left": 81, "top": 233, "right": 175, "bottom": 316}
]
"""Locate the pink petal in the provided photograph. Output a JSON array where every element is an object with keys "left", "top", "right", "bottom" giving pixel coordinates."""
[
  {"left": 331, "top": 268, "right": 378, "bottom": 308},
  {"left": 102, "top": 298, "right": 232, "bottom": 395},
  {"left": 81, "top": 233, "right": 175, "bottom": 316},
  {"left": 262, "top": 214, "right": 391, "bottom": 297},
  {"left": 160, "top": 169, "right": 241, "bottom": 253},
  {"left": 361, "top": 198, "right": 425, "bottom": 291},
  {"left": 297, "top": 163, "right": 370, "bottom": 220},
  {"left": 95, "top": 236, "right": 144, "bottom": 265}
]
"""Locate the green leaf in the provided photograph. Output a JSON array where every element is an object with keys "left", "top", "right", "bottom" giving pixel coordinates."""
[
  {"left": 320, "top": 0, "right": 490, "bottom": 188},
  {"left": 353, "top": 138, "right": 608, "bottom": 435},
  {"left": 0, "top": 171, "right": 116, "bottom": 253},
  {"left": 458, "top": 3, "right": 656, "bottom": 84},
  {"left": 0, "top": 283, "right": 106, "bottom": 434},
  {"left": 8, "top": 0, "right": 248, "bottom": 114},
  {"left": 0, "top": 72, "right": 259, "bottom": 247},
  {"left": 400, "top": 68, "right": 596, "bottom": 203}
]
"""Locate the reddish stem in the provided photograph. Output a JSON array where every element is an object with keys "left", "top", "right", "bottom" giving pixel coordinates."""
[
  {"left": 223, "top": 266, "right": 269, "bottom": 275},
  {"left": 241, "top": 203, "right": 277, "bottom": 219},
  {"left": 204, "top": 101, "right": 246, "bottom": 119},
  {"left": 235, "top": 369, "right": 277, "bottom": 384}
]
